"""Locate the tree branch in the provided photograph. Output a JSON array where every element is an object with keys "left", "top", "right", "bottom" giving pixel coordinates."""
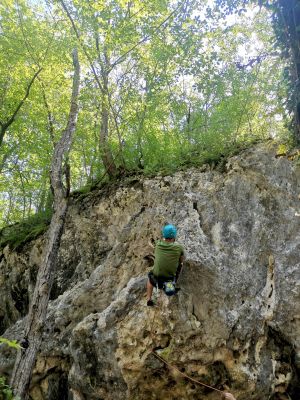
[
  {"left": 109, "top": 1, "right": 187, "bottom": 71},
  {"left": 0, "top": 68, "right": 42, "bottom": 147},
  {"left": 38, "top": 78, "right": 56, "bottom": 146},
  {"left": 59, "top": 0, "right": 104, "bottom": 92}
]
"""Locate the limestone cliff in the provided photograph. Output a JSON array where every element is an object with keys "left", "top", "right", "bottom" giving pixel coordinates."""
[{"left": 0, "top": 142, "right": 299, "bottom": 400}]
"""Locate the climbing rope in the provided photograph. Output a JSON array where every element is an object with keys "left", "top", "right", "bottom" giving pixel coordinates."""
[
  {"left": 148, "top": 284, "right": 225, "bottom": 397},
  {"left": 151, "top": 350, "right": 224, "bottom": 395}
]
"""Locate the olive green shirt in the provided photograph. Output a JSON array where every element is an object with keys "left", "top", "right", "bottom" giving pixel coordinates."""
[{"left": 152, "top": 240, "right": 184, "bottom": 278}]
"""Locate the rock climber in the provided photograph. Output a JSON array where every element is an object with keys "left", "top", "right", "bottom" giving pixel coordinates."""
[{"left": 146, "top": 224, "right": 184, "bottom": 306}]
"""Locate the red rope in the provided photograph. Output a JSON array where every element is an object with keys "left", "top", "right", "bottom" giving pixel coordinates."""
[
  {"left": 148, "top": 291, "right": 224, "bottom": 396},
  {"left": 151, "top": 350, "right": 224, "bottom": 395}
]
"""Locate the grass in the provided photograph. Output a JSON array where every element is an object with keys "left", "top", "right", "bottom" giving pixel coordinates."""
[{"left": 0, "top": 210, "right": 52, "bottom": 251}]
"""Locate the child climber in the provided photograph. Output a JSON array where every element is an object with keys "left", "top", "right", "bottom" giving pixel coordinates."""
[{"left": 146, "top": 224, "right": 184, "bottom": 306}]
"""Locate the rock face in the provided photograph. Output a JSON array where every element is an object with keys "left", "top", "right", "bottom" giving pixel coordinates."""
[{"left": 0, "top": 142, "right": 300, "bottom": 400}]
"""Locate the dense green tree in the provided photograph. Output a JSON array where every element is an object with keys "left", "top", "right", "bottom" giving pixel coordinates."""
[
  {"left": 0, "top": 0, "right": 289, "bottom": 229},
  {"left": 0, "top": 0, "right": 77, "bottom": 223},
  {"left": 217, "top": 0, "right": 300, "bottom": 144}
]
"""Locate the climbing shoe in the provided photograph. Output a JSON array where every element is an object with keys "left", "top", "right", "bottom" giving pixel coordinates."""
[{"left": 147, "top": 300, "right": 155, "bottom": 307}]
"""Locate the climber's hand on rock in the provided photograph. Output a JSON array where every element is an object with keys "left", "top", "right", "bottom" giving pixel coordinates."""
[{"left": 222, "top": 393, "right": 236, "bottom": 400}]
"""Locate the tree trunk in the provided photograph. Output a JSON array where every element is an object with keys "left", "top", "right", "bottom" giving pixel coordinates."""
[
  {"left": 10, "top": 49, "right": 80, "bottom": 400},
  {"left": 292, "top": 2, "right": 300, "bottom": 144},
  {"left": 278, "top": 0, "right": 300, "bottom": 144},
  {"left": 100, "top": 72, "right": 117, "bottom": 177}
]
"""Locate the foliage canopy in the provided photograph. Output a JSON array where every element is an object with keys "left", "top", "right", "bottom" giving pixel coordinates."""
[{"left": 0, "top": 0, "right": 291, "bottom": 230}]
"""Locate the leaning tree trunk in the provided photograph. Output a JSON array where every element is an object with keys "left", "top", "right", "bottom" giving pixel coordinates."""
[{"left": 10, "top": 49, "right": 80, "bottom": 400}]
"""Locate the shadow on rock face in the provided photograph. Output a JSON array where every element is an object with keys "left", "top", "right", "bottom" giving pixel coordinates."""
[{"left": 267, "top": 326, "right": 300, "bottom": 400}]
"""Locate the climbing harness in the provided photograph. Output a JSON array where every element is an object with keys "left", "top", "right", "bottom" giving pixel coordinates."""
[
  {"left": 162, "top": 280, "right": 176, "bottom": 296},
  {"left": 160, "top": 261, "right": 184, "bottom": 299}
]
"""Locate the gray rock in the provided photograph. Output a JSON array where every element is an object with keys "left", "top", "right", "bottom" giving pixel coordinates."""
[{"left": 0, "top": 142, "right": 299, "bottom": 399}]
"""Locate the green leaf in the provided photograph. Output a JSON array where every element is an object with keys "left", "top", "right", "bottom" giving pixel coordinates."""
[{"left": 0, "top": 338, "right": 21, "bottom": 350}]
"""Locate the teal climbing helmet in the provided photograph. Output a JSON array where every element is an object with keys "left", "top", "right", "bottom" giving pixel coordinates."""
[{"left": 162, "top": 224, "right": 177, "bottom": 239}]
